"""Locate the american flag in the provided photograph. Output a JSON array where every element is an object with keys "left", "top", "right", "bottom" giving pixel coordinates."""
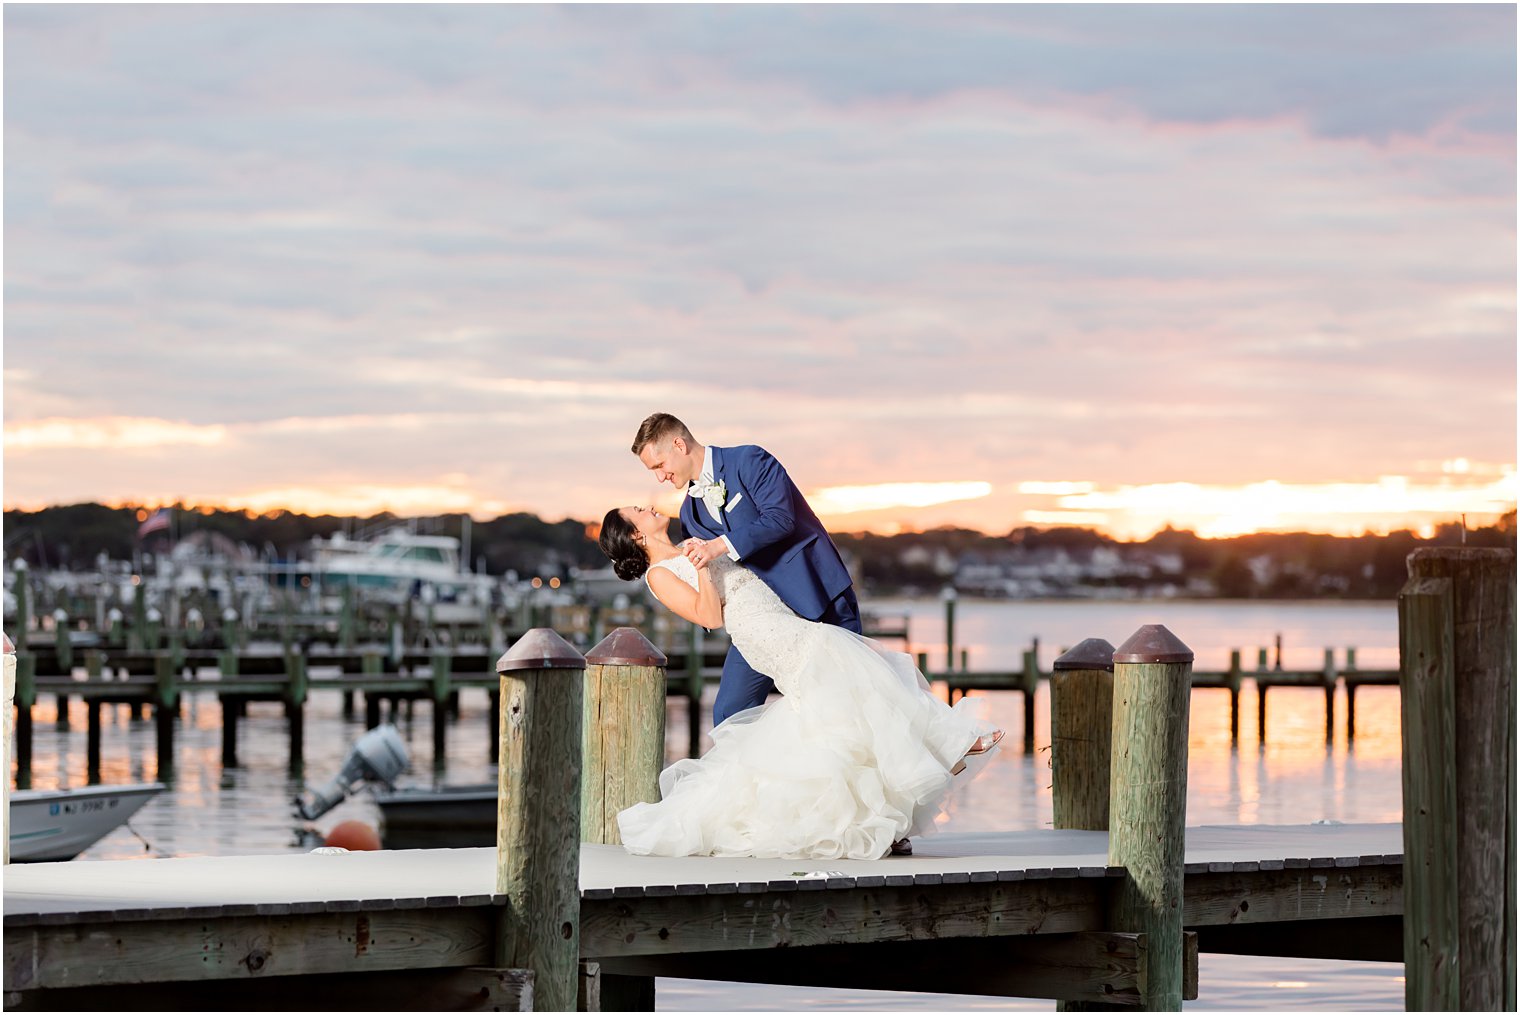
[{"left": 138, "top": 508, "right": 171, "bottom": 538}]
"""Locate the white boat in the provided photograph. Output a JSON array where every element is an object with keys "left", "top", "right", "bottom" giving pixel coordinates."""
[
  {"left": 298, "top": 527, "right": 495, "bottom": 604},
  {"left": 8, "top": 782, "right": 166, "bottom": 862}
]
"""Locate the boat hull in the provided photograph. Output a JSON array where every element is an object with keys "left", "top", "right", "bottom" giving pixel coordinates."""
[
  {"left": 8, "top": 783, "right": 166, "bottom": 862},
  {"left": 375, "top": 784, "right": 497, "bottom": 849}
]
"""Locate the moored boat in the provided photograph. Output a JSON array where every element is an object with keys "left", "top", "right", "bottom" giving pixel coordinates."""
[
  {"left": 289, "top": 527, "right": 497, "bottom": 606},
  {"left": 8, "top": 782, "right": 166, "bottom": 862},
  {"left": 374, "top": 783, "right": 498, "bottom": 849}
]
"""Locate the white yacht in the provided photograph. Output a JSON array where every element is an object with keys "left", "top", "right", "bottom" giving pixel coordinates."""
[{"left": 295, "top": 527, "right": 498, "bottom": 606}]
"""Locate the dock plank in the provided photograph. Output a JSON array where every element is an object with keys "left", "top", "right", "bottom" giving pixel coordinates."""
[
  {"left": 3, "top": 824, "right": 1403, "bottom": 997},
  {"left": 4, "top": 823, "right": 1399, "bottom": 924}
]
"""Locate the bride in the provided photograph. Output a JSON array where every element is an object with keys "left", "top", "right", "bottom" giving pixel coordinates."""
[{"left": 599, "top": 504, "right": 1002, "bottom": 861}]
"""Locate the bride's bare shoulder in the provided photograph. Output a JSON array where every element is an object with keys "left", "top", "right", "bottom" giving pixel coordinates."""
[{"left": 646, "top": 555, "right": 697, "bottom": 589}]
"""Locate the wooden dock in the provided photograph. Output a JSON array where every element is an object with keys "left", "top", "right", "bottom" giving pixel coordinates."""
[
  {"left": 5, "top": 547, "right": 1512, "bottom": 1011},
  {"left": 6, "top": 640, "right": 739, "bottom": 779},
  {"left": 927, "top": 645, "right": 1399, "bottom": 748},
  {"left": 7, "top": 635, "right": 1399, "bottom": 788},
  {"left": 2, "top": 823, "right": 1402, "bottom": 1009}
]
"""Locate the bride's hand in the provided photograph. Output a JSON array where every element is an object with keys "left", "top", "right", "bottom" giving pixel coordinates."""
[{"left": 685, "top": 538, "right": 714, "bottom": 569}]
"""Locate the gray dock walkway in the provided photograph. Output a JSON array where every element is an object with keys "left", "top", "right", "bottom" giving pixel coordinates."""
[
  {"left": 2, "top": 822, "right": 1402, "bottom": 922},
  {"left": 4, "top": 822, "right": 1403, "bottom": 1009}
]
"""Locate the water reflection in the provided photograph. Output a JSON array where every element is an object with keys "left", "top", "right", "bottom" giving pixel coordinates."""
[
  {"left": 12, "top": 680, "right": 1404, "bottom": 862},
  {"left": 878, "top": 597, "right": 1401, "bottom": 672}
]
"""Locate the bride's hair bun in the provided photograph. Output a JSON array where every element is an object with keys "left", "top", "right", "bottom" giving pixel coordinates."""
[
  {"left": 599, "top": 507, "right": 649, "bottom": 582},
  {"left": 612, "top": 555, "right": 648, "bottom": 582}
]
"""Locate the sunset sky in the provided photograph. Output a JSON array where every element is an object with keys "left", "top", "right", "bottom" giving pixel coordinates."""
[{"left": 3, "top": 5, "right": 1515, "bottom": 541}]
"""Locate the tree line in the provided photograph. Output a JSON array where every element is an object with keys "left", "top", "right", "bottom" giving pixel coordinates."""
[
  {"left": 3, "top": 501, "right": 1514, "bottom": 600},
  {"left": 1, "top": 503, "right": 605, "bottom": 579}
]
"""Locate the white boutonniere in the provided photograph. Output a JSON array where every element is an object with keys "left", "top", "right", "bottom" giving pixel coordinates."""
[
  {"left": 702, "top": 479, "right": 728, "bottom": 521},
  {"left": 696, "top": 477, "right": 729, "bottom": 522}
]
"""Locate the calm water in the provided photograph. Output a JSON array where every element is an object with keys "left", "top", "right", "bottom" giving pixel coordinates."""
[{"left": 14, "top": 598, "right": 1405, "bottom": 1011}]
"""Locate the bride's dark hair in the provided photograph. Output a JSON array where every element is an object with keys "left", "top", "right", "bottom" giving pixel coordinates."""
[{"left": 599, "top": 508, "right": 648, "bottom": 582}]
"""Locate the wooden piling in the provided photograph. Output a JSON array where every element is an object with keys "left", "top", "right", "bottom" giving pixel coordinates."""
[
  {"left": 154, "top": 652, "right": 177, "bottom": 776},
  {"left": 218, "top": 607, "right": 239, "bottom": 654},
  {"left": 944, "top": 592, "right": 957, "bottom": 672},
  {"left": 1109, "top": 624, "right": 1193, "bottom": 1011},
  {"left": 1322, "top": 647, "right": 1336, "bottom": 744},
  {"left": 431, "top": 649, "right": 452, "bottom": 763},
  {"left": 1050, "top": 639, "right": 1114, "bottom": 832},
  {"left": 53, "top": 609, "right": 73, "bottom": 674},
  {"left": 362, "top": 651, "right": 383, "bottom": 729},
  {"left": 13, "top": 567, "right": 31, "bottom": 651},
  {"left": 583, "top": 627, "right": 668, "bottom": 1012},
  {"left": 1400, "top": 569, "right": 1458, "bottom": 1009},
  {"left": 494, "top": 628, "right": 585, "bottom": 1014},
  {"left": 685, "top": 623, "right": 703, "bottom": 758},
  {"left": 128, "top": 583, "right": 146, "bottom": 652},
  {"left": 221, "top": 693, "right": 240, "bottom": 769},
  {"left": 4, "top": 633, "right": 15, "bottom": 864},
  {"left": 1227, "top": 649, "right": 1242, "bottom": 741},
  {"left": 13, "top": 652, "right": 33, "bottom": 788},
  {"left": 1255, "top": 647, "right": 1269, "bottom": 742},
  {"left": 1345, "top": 647, "right": 1359, "bottom": 740},
  {"left": 86, "top": 698, "right": 102, "bottom": 781},
  {"left": 1021, "top": 647, "right": 1039, "bottom": 753},
  {"left": 339, "top": 585, "right": 356, "bottom": 653},
  {"left": 286, "top": 652, "right": 307, "bottom": 772},
  {"left": 1399, "top": 547, "right": 1517, "bottom": 1011},
  {"left": 145, "top": 607, "right": 162, "bottom": 655},
  {"left": 581, "top": 628, "right": 667, "bottom": 846}
]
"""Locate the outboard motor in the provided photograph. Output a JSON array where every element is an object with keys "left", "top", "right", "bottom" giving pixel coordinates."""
[{"left": 295, "top": 724, "right": 409, "bottom": 820}]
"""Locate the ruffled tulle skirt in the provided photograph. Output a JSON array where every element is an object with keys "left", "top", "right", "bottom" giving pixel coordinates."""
[{"left": 617, "top": 628, "right": 990, "bottom": 860}]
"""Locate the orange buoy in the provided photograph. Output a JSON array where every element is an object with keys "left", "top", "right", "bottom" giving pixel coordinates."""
[{"left": 324, "top": 820, "right": 381, "bottom": 851}]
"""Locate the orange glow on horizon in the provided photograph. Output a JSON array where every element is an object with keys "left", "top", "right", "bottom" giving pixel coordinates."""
[
  {"left": 1043, "top": 471, "right": 1518, "bottom": 540},
  {"left": 810, "top": 481, "right": 993, "bottom": 515},
  {"left": 3, "top": 471, "right": 1513, "bottom": 542}
]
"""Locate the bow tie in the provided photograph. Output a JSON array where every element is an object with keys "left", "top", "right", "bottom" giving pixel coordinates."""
[{"left": 689, "top": 478, "right": 715, "bottom": 497}]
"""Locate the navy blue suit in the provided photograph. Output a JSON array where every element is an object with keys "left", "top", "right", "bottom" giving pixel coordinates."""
[{"left": 680, "top": 444, "right": 861, "bottom": 726}]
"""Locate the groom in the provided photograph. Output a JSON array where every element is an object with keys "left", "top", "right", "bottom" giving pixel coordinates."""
[{"left": 631, "top": 412, "right": 861, "bottom": 727}]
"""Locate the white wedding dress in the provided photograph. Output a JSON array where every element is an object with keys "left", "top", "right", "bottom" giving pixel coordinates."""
[{"left": 617, "top": 552, "right": 992, "bottom": 860}]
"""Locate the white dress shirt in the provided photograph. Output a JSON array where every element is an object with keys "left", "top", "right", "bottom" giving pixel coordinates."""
[{"left": 694, "top": 447, "right": 741, "bottom": 561}]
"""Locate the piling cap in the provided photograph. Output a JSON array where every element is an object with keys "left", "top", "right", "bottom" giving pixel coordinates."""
[
  {"left": 1112, "top": 624, "right": 1194, "bottom": 664},
  {"left": 2, "top": 632, "right": 12, "bottom": 655},
  {"left": 1052, "top": 638, "right": 1115, "bottom": 672},
  {"left": 496, "top": 628, "right": 586, "bottom": 673},
  {"left": 586, "top": 627, "right": 668, "bottom": 668}
]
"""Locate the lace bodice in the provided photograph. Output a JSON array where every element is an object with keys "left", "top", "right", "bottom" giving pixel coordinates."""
[{"left": 647, "top": 552, "right": 822, "bottom": 695}]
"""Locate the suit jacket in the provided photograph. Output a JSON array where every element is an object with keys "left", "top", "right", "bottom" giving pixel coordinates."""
[{"left": 679, "top": 444, "right": 853, "bottom": 622}]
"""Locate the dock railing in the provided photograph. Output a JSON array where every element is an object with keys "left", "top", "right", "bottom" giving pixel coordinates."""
[{"left": 2, "top": 625, "right": 1410, "bottom": 791}]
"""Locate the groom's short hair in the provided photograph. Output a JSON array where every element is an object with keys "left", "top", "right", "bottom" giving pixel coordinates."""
[{"left": 632, "top": 413, "right": 694, "bottom": 455}]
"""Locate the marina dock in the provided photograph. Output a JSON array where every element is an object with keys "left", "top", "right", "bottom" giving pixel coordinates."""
[
  {"left": 7, "top": 636, "right": 1398, "bottom": 787},
  {"left": 2, "top": 823, "right": 1401, "bottom": 1009},
  {"left": 3, "top": 546, "right": 1513, "bottom": 1011}
]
